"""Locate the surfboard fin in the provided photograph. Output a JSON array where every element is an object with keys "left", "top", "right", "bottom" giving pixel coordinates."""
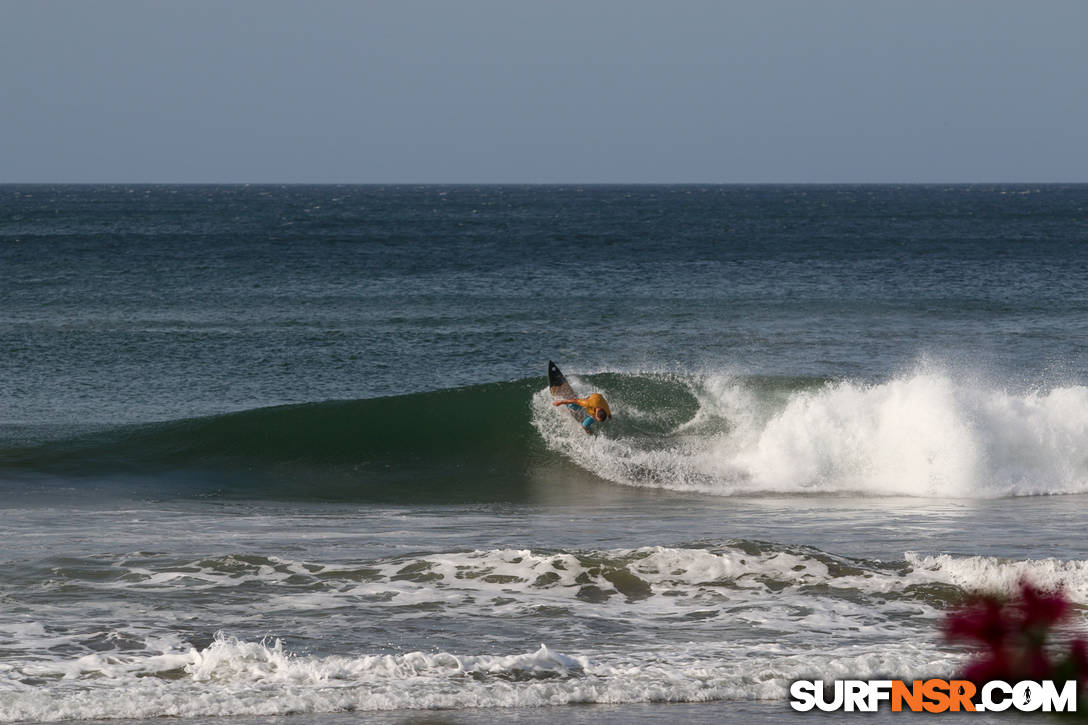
[{"left": 548, "top": 361, "right": 565, "bottom": 389}]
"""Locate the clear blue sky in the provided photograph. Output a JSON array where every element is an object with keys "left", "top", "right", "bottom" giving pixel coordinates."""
[{"left": 3, "top": 0, "right": 1086, "bottom": 183}]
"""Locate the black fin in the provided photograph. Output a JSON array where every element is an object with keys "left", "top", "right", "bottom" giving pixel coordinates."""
[{"left": 548, "top": 361, "right": 565, "bottom": 388}]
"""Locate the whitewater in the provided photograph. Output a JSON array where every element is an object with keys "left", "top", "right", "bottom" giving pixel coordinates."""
[
  {"left": 5, "top": 522, "right": 1088, "bottom": 723},
  {"left": 535, "top": 365, "right": 1088, "bottom": 498}
]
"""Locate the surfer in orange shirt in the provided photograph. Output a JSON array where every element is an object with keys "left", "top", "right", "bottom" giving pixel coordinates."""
[{"left": 552, "top": 393, "right": 612, "bottom": 433}]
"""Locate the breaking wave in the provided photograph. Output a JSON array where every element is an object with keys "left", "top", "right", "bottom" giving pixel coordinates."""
[
  {"left": 535, "top": 366, "right": 1088, "bottom": 498},
  {"left": 3, "top": 365, "right": 1086, "bottom": 500}
]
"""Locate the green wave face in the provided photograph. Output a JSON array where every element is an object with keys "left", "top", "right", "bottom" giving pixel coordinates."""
[
  {"left": 1, "top": 379, "right": 556, "bottom": 502},
  {"left": 0, "top": 372, "right": 720, "bottom": 502}
]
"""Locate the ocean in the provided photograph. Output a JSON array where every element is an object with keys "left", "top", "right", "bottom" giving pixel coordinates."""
[{"left": 1, "top": 184, "right": 1086, "bottom": 723}]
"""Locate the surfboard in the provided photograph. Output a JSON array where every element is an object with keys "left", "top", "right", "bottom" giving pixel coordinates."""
[{"left": 548, "top": 361, "right": 587, "bottom": 426}]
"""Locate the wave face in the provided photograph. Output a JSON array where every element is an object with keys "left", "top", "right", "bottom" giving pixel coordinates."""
[
  {"left": 4, "top": 366, "right": 1087, "bottom": 500},
  {"left": 0, "top": 380, "right": 547, "bottom": 501}
]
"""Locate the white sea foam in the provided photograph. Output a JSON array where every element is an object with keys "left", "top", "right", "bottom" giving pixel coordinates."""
[
  {"left": 0, "top": 633, "right": 955, "bottom": 722},
  {"left": 17, "top": 546, "right": 926, "bottom": 612},
  {"left": 906, "top": 551, "right": 1088, "bottom": 603},
  {"left": 533, "top": 366, "right": 1088, "bottom": 498},
  {"left": 38, "top": 545, "right": 1088, "bottom": 618},
  {"left": 7, "top": 543, "right": 1087, "bottom": 722}
]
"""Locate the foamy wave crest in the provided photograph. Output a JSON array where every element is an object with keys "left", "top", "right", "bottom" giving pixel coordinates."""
[
  {"left": 906, "top": 552, "right": 1088, "bottom": 603},
  {"left": 186, "top": 635, "right": 588, "bottom": 684},
  {"left": 533, "top": 367, "right": 1088, "bottom": 498},
  {"left": 32, "top": 545, "right": 957, "bottom": 613},
  {"left": 0, "top": 633, "right": 953, "bottom": 722}
]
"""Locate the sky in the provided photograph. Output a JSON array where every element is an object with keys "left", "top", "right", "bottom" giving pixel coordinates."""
[{"left": 2, "top": 0, "right": 1087, "bottom": 183}]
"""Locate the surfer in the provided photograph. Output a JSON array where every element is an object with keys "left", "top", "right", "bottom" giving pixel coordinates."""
[{"left": 552, "top": 393, "right": 612, "bottom": 433}]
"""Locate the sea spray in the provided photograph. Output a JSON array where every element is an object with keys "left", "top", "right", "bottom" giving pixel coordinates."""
[{"left": 534, "top": 367, "right": 1088, "bottom": 498}]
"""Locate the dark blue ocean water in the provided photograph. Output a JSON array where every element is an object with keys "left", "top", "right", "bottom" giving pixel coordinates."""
[
  {"left": 1, "top": 185, "right": 1087, "bottom": 723},
  {"left": 4, "top": 185, "right": 1087, "bottom": 426}
]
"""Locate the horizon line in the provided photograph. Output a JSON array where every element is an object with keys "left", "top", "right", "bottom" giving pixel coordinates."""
[{"left": 3, "top": 180, "right": 1087, "bottom": 187}]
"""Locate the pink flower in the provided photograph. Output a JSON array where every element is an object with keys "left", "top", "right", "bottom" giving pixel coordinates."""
[
  {"left": 1018, "top": 581, "right": 1069, "bottom": 630},
  {"left": 944, "top": 580, "right": 1081, "bottom": 689},
  {"left": 944, "top": 596, "right": 1009, "bottom": 650},
  {"left": 1068, "top": 638, "right": 1088, "bottom": 685}
]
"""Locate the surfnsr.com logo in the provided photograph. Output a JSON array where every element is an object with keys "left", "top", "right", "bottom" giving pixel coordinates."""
[{"left": 790, "top": 679, "right": 1078, "bottom": 713}]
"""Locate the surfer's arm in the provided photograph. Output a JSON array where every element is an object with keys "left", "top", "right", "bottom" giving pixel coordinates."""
[{"left": 552, "top": 398, "right": 578, "bottom": 407}]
